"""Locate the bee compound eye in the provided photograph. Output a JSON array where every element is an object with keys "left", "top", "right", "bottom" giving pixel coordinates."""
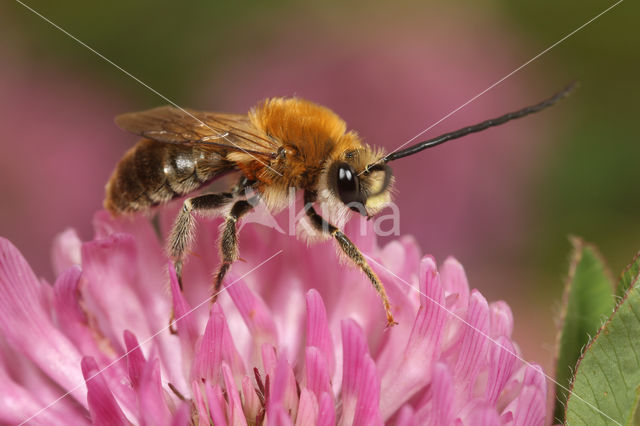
[{"left": 334, "top": 163, "right": 366, "bottom": 214}]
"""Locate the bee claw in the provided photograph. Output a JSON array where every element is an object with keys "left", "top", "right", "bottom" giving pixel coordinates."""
[
  {"left": 210, "top": 292, "right": 220, "bottom": 306},
  {"left": 168, "top": 311, "right": 178, "bottom": 335},
  {"left": 385, "top": 310, "right": 398, "bottom": 328}
]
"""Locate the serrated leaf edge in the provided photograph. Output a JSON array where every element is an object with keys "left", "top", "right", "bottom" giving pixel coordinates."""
[
  {"left": 616, "top": 251, "right": 640, "bottom": 297},
  {"left": 564, "top": 260, "right": 640, "bottom": 424},
  {"left": 553, "top": 237, "right": 615, "bottom": 423}
]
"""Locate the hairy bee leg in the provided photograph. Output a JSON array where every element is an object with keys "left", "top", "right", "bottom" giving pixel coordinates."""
[
  {"left": 303, "top": 191, "right": 397, "bottom": 327},
  {"left": 168, "top": 192, "right": 234, "bottom": 289},
  {"left": 212, "top": 199, "right": 255, "bottom": 301}
]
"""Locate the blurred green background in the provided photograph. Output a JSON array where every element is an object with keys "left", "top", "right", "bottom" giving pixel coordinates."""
[{"left": 1, "top": 0, "right": 638, "bottom": 377}]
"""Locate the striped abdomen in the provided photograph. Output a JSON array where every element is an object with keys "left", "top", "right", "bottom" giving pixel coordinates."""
[{"left": 104, "top": 139, "right": 231, "bottom": 214}]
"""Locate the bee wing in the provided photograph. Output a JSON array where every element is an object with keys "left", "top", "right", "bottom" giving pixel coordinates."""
[{"left": 115, "top": 106, "right": 279, "bottom": 157}]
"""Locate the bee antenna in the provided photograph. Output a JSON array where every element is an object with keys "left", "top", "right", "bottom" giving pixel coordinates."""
[{"left": 376, "top": 82, "right": 578, "bottom": 165}]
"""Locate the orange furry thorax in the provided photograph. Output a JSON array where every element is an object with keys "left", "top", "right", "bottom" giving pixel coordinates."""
[
  {"left": 249, "top": 97, "right": 372, "bottom": 182},
  {"left": 253, "top": 97, "right": 368, "bottom": 157}
]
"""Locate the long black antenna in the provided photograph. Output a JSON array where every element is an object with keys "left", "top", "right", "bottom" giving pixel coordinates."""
[{"left": 381, "top": 82, "right": 577, "bottom": 164}]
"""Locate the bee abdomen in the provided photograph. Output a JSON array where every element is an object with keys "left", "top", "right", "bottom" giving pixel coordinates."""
[{"left": 104, "top": 139, "right": 229, "bottom": 215}]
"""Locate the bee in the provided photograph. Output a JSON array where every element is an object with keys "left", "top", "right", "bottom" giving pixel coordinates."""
[{"left": 105, "top": 83, "right": 575, "bottom": 327}]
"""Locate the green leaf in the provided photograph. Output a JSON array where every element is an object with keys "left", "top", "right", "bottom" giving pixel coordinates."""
[
  {"left": 553, "top": 238, "right": 616, "bottom": 424},
  {"left": 617, "top": 252, "right": 640, "bottom": 298},
  {"left": 565, "top": 261, "right": 640, "bottom": 425}
]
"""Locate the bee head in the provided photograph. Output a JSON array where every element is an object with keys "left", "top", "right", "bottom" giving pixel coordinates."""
[{"left": 327, "top": 150, "right": 393, "bottom": 217}]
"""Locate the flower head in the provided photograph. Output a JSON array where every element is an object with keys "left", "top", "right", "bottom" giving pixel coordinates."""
[{"left": 0, "top": 210, "right": 547, "bottom": 425}]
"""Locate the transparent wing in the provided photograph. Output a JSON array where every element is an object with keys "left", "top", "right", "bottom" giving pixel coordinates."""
[{"left": 115, "top": 106, "right": 279, "bottom": 158}]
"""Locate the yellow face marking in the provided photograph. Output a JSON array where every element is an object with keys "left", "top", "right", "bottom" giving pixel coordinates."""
[
  {"left": 365, "top": 191, "right": 391, "bottom": 213},
  {"left": 367, "top": 170, "right": 387, "bottom": 195}
]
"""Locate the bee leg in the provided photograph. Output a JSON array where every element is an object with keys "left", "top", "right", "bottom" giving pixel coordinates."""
[
  {"left": 168, "top": 192, "right": 234, "bottom": 289},
  {"left": 168, "top": 309, "right": 178, "bottom": 335},
  {"left": 304, "top": 191, "right": 397, "bottom": 327},
  {"left": 212, "top": 198, "right": 256, "bottom": 301}
]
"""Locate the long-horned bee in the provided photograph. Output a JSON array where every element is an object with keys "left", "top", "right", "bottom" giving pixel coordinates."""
[{"left": 105, "top": 84, "right": 575, "bottom": 327}]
